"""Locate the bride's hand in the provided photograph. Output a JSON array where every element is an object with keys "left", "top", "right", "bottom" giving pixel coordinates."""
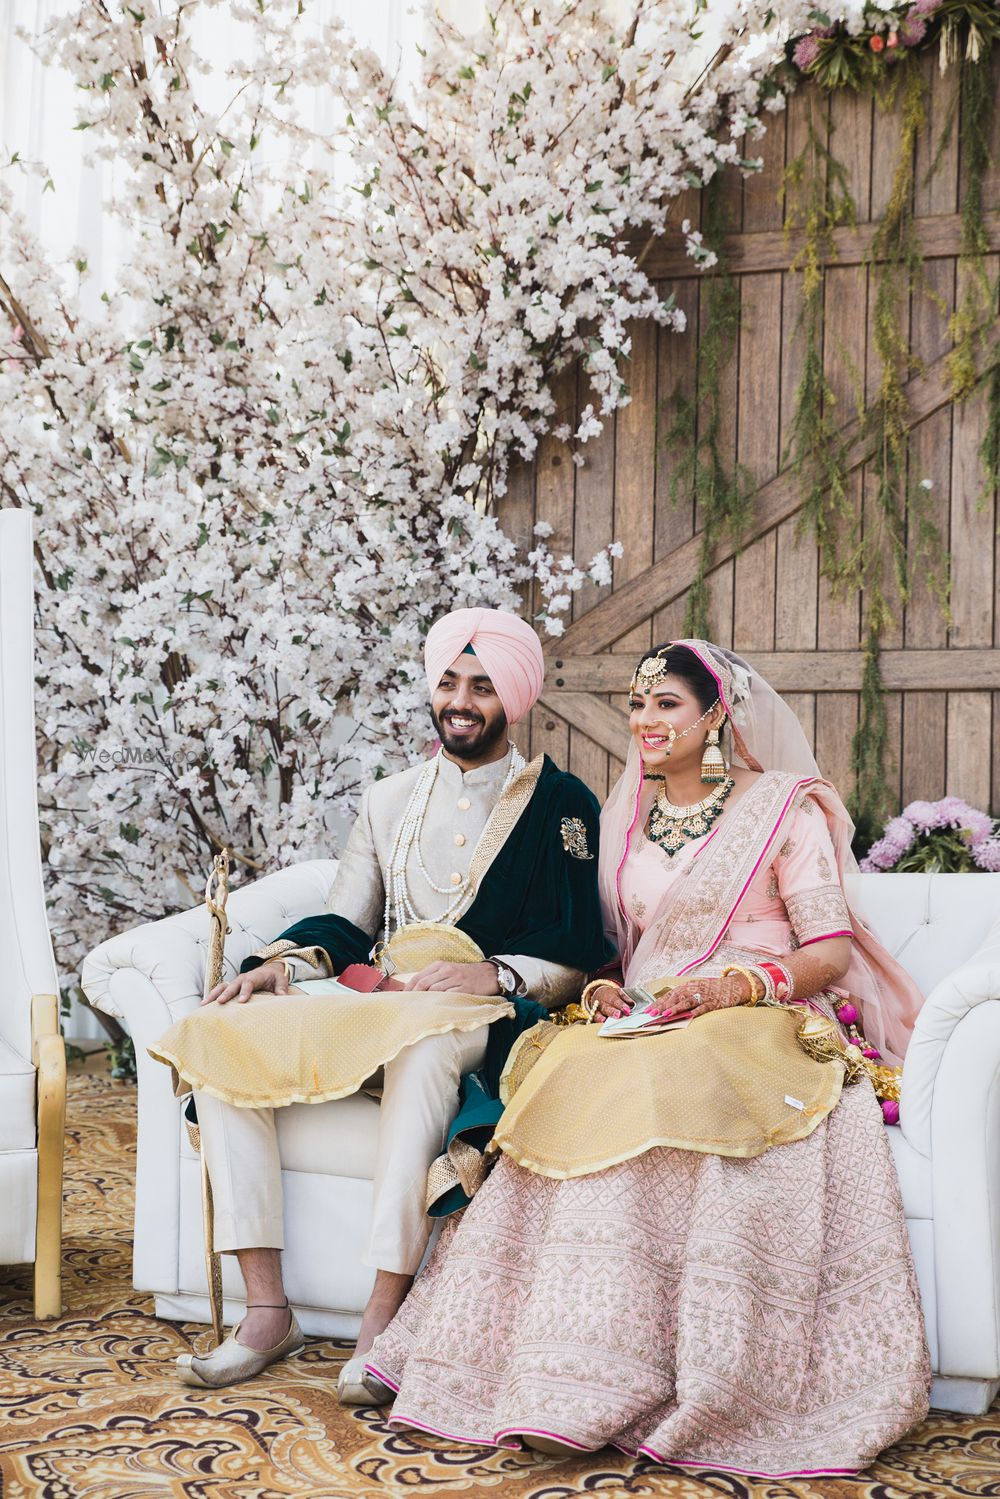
[
  {"left": 587, "top": 983, "right": 632, "bottom": 1021},
  {"left": 645, "top": 973, "right": 751, "bottom": 1023}
]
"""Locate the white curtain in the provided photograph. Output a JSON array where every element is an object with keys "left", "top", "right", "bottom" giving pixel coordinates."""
[{"left": 0, "top": 0, "right": 430, "bottom": 313}]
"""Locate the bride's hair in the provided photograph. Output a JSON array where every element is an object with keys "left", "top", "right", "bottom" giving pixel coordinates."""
[{"left": 633, "top": 642, "right": 723, "bottom": 716}]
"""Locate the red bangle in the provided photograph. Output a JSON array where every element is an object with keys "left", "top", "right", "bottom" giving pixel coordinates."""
[{"left": 758, "top": 960, "right": 794, "bottom": 1001}]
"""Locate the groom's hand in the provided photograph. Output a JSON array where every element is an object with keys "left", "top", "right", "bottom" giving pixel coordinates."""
[
  {"left": 202, "top": 959, "right": 291, "bottom": 1007},
  {"left": 403, "top": 960, "right": 501, "bottom": 996}
]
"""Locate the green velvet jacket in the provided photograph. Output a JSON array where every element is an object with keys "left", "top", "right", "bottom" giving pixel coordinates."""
[{"left": 241, "top": 755, "right": 614, "bottom": 979}]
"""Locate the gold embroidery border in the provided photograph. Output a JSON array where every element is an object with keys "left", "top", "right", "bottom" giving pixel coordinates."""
[
  {"left": 425, "top": 1136, "right": 491, "bottom": 1211},
  {"left": 250, "top": 940, "right": 333, "bottom": 977},
  {"left": 784, "top": 885, "right": 852, "bottom": 945},
  {"left": 253, "top": 938, "right": 298, "bottom": 962},
  {"left": 458, "top": 752, "right": 546, "bottom": 914}
]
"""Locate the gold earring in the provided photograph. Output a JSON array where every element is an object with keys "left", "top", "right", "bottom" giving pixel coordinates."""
[{"left": 701, "top": 727, "right": 727, "bottom": 784}]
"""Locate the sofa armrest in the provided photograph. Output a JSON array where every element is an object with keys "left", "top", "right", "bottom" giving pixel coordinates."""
[
  {"left": 900, "top": 926, "right": 1000, "bottom": 1160},
  {"left": 927, "top": 997, "right": 1000, "bottom": 1378},
  {"left": 896, "top": 918, "right": 1000, "bottom": 1380},
  {"left": 81, "top": 858, "right": 340, "bottom": 1029},
  {"left": 78, "top": 858, "right": 338, "bottom": 1295}
]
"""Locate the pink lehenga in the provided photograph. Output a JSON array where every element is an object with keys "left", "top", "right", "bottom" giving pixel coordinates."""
[{"left": 367, "top": 644, "right": 931, "bottom": 1479}]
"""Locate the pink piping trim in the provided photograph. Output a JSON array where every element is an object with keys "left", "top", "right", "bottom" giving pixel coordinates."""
[
  {"left": 363, "top": 1360, "right": 399, "bottom": 1393},
  {"left": 374, "top": 1405, "right": 590, "bottom": 1455},
  {"left": 637, "top": 1443, "right": 859, "bottom": 1479},
  {"left": 495, "top": 1426, "right": 591, "bottom": 1450},
  {"left": 382, "top": 1410, "right": 499, "bottom": 1447},
  {"left": 676, "top": 777, "right": 812, "bottom": 977},
  {"left": 366, "top": 1384, "right": 859, "bottom": 1481},
  {"left": 799, "top": 930, "right": 853, "bottom": 947},
  {"left": 615, "top": 761, "right": 645, "bottom": 918},
  {"left": 694, "top": 822, "right": 722, "bottom": 856}
]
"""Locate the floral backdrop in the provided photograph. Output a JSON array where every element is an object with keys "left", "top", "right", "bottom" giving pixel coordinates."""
[{"left": 0, "top": 0, "right": 989, "bottom": 993}]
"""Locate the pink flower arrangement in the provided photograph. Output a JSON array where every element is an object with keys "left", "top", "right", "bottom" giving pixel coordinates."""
[
  {"left": 972, "top": 837, "right": 1000, "bottom": 872},
  {"left": 900, "top": 13, "right": 928, "bottom": 44},
  {"left": 787, "top": 0, "right": 1000, "bottom": 85},
  {"left": 792, "top": 34, "right": 823, "bottom": 69},
  {"left": 861, "top": 798, "right": 1000, "bottom": 873}
]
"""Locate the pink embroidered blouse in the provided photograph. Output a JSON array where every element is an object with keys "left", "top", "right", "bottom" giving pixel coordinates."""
[{"left": 619, "top": 793, "right": 853, "bottom": 961}]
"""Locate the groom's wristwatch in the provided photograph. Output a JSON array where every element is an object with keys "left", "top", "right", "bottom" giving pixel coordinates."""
[{"left": 489, "top": 960, "right": 522, "bottom": 997}]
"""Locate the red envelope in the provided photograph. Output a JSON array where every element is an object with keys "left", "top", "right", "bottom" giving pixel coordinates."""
[{"left": 337, "top": 964, "right": 405, "bottom": 993}]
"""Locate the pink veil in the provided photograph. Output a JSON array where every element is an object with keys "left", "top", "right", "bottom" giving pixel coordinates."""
[{"left": 598, "top": 640, "right": 923, "bottom": 1064}]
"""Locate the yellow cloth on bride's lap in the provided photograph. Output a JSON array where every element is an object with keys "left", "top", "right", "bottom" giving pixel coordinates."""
[
  {"left": 491, "top": 1004, "right": 845, "bottom": 1178},
  {"left": 149, "top": 979, "right": 514, "bottom": 1109}
]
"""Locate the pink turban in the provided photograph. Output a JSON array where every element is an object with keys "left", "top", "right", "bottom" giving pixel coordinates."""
[{"left": 424, "top": 608, "right": 545, "bottom": 725}]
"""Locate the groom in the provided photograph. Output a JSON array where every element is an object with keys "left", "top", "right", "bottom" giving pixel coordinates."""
[{"left": 176, "top": 607, "right": 613, "bottom": 1393}]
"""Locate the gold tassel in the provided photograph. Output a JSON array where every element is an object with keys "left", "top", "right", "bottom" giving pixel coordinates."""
[
  {"left": 794, "top": 1010, "right": 902, "bottom": 1101},
  {"left": 795, "top": 1012, "right": 867, "bottom": 1082}
]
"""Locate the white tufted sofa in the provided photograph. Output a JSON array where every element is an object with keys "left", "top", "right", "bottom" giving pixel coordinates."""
[
  {"left": 850, "top": 871, "right": 1000, "bottom": 1415},
  {"left": 82, "top": 864, "right": 1000, "bottom": 1412}
]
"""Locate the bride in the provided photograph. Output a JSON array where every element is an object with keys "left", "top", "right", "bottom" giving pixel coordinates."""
[{"left": 363, "top": 640, "right": 931, "bottom": 1478}]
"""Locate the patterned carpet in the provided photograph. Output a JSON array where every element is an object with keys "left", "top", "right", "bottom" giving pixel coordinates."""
[{"left": 2, "top": 1074, "right": 999, "bottom": 1499}]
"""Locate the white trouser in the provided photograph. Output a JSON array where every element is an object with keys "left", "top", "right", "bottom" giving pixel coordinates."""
[{"left": 194, "top": 1024, "right": 490, "bottom": 1277}]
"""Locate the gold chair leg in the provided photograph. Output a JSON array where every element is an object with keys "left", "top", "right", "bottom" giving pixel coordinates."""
[{"left": 32, "top": 994, "right": 66, "bottom": 1320}]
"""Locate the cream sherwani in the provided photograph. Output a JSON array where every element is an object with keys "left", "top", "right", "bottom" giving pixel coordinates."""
[{"left": 195, "top": 746, "right": 583, "bottom": 1275}]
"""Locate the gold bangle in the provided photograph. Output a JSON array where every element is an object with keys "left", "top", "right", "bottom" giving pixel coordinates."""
[
  {"left": 721, "top": 964, "right": 763, "bottom": 1006},
  {"left": 580, "top": 978, "right": 625, "bottom": 1022}
]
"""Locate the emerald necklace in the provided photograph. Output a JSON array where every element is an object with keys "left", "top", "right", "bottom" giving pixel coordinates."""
[{"left": 646, "top": 775, "right": 736, "bottom": 856}]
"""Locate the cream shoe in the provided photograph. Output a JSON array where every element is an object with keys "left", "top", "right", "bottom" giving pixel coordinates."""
[
  {"left": 177, "top": 1305, "right": 305, "bottom": 1389},
  {"left": 337, "top": 1354, "right": 394, "bottom": 1406}
]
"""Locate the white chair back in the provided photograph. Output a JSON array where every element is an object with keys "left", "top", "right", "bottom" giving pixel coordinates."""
[
  {"left": 854, "top": 871, "right": 1000, "bottom": 998},
  {"left": 0, "top": 510, "right": 61, "bottom": 1056}
]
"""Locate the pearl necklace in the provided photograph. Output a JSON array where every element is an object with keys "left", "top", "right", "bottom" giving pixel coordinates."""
[{"left": 383, "top": 745, "right": 526, "bottom": 937}]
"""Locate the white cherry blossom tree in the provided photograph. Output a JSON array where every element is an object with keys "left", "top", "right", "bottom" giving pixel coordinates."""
[{"left": 0, "top": 0, "right": 833, "bottom": 976}]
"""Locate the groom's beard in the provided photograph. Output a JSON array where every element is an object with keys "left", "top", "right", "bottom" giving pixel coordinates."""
[{"left": 431, "top": 705, "right": 509, "bottom": 762}]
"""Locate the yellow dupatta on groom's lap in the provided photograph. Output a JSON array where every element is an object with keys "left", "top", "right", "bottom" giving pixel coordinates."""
[{"left": 150, "top": 923, "right": 514, "bottom": 1108}]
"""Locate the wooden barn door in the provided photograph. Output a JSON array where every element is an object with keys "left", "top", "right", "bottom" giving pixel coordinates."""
[{"left": 506, "top": 52, "right": 1000, "bottom": 815}]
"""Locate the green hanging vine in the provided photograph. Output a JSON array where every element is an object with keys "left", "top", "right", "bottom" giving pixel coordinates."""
[
  {"left": 945, "top": 56, "right": 995, "bottom": 400},
  {"left": 942, "top": 53, "right": 1000, "bottom": 509},
  {"left": 781, "top": 100, "right": 857, "bottom": 589},
  {"left": 848, "top": 65, "right": 939, "bottom": 839},
  {"left": 661, "top": 179, "right": 756, "bottom": 639},
  {"left": 778, "top": 91, "right": 906, "bottom": 846},
  {"left": 663, "top": 34, "right": 998, "bottom": 843},
  {"left": 981, "top": 363, "right": 1000, "bottom": 502}
]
